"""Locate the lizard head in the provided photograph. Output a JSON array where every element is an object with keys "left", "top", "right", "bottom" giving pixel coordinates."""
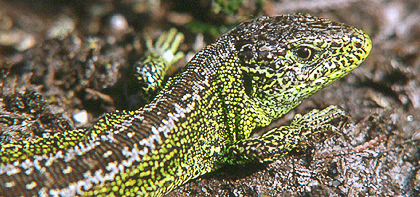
[{"left": 232, "top": 13, "right": 372, "bottom": 119}]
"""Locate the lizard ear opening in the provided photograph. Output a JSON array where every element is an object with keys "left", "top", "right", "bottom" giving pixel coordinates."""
[{"left": 243, "top": 71, "right": 253, "bottom": 98}]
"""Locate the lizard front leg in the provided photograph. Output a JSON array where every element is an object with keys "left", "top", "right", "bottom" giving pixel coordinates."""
[{"left": 224, "top": 105, "right": 347, "bottom": 165}]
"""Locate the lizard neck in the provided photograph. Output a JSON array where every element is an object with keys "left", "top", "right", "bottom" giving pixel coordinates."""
[{"left": 205, "top": 37, "right": 274, "bottom": 141}]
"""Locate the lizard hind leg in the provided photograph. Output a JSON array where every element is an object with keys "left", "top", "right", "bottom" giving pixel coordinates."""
[{"left": 135, "top": 28, "right": 185, "bottom": 93}]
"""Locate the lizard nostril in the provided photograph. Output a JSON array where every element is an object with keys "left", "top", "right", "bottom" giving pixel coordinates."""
[
  {"left": 351, "top": 34, "right": 368, "bottom": 50},
  {"left": 352, "top": 37, "right": 363, "bottom": 49},
  {"left": 354, "top": 41, "right": 362, "bottom": 49}
]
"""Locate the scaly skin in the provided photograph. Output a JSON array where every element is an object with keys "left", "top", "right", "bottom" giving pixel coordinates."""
[{"left": 0, "top": 13, "right": 372, "bottom": 196}]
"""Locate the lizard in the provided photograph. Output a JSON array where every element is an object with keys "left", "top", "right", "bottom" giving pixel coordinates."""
[{"left": 0, "top": 13, "right": 372, "bottom": 196}]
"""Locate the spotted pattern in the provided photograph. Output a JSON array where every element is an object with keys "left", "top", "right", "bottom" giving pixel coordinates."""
[{"left": 0, "top": 14, "right": 371, "bottom": 196}]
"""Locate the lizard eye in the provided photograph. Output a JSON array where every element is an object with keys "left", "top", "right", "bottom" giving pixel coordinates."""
[{"left": 296, "top": 47, "right": 313, "bottom": 61}]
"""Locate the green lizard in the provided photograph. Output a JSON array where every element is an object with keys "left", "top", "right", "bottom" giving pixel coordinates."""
[{"left": 0, "top": 13, "right": 371, "bottom": 196}]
